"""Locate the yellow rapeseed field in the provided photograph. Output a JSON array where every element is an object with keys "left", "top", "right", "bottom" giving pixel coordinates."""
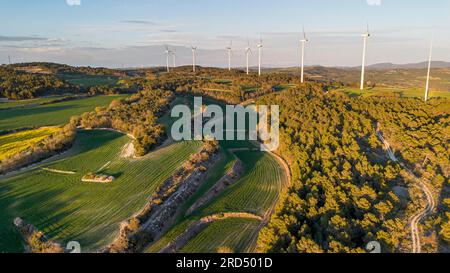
[{"left": 0, "top": 127, "right": 59, "bottom": 161}]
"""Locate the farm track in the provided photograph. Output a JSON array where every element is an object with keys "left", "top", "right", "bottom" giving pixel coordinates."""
[{"left": 376, "top": 125, "right": 435, "bottom": 253}]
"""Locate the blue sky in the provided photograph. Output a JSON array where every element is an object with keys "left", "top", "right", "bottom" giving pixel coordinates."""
[{"left": 0, "top": 0, "right": 449, "bottom": 67}]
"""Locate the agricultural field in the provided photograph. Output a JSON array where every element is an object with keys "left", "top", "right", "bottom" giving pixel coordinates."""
[
  {"left": 337, "top": 86, "right": 450, "bottom": 99},
  {"left": 0, "top": 127, "right": 59, "bottom": 161},
  {"left": 0, "top": 96, "right": 68, "bottom": 110},
  {"left": 0, "top": 130, "right": 201, "bottom": 252},
  {"left": 180, "top": 218, "right": 261, "bottom": 253},
  {"left": 0, "top": 95, "right": 129, "bottom": 131},
  {"left": 59, "top": 74, "right": 119, "bottom": 87}
]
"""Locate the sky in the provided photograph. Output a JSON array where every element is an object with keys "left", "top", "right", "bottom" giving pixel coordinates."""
[{"left": 0, "top": 0, "right": 449, "bottom": 68}]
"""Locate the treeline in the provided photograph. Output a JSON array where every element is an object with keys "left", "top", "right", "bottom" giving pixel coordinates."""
[
  {"left": 0, "top": 122, "right": 77, "bottom": 175},
  {"left": 256, "top": 85, "right": 408, "bottom": 253},
  {"left": 0, "top": 67, "right": 77, "bottom": 100},
  {"left": 78, "top": 89, "right": 174, "bottom": 156},
  {"left": 142, "top": 68, "right": 311, "bottom": 104},
  {"left": 9, "top": 62, "right": 128, "bottom": 77}
]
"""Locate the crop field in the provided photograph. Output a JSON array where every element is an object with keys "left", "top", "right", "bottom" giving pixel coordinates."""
[
  {"left": 0, "top": 127, "right": 59, "bottom": 161},
  {"left": 337, "top": 87, "right": 450, "bottom": 99},
  {"left": 180, "top": 218, "right": 261, "bottom": 253},
  {"left": 0, "top": 95, "right": 129, "bottom": 131},
  {"left": 0, "top": 96, "right": 69, "bottom": 110},
  {"left": 147, "top": 140, "right": 287, "bottom": 253},
  {"left": 0, "top": 130, "right": 201, "bottom": 252},
  {"left": 59, "top": 74, "right": 119, "bottom": 87},
  {"left": 197, "top": 150, "right": 285, "bottom": 217}
]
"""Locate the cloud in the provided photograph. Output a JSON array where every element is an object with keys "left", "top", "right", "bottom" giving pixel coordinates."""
[
  {"left": 0, "top": 35, "right": 48, "bottom": 42},
  {"left": 66, "top": 0, "right": 81, "bottom": 6},
  {"left": 367, "top": 0, "right": 382, "bottom": 5},
  {"left": 121, "top": 20, "right": 156, "bottom": 25}
]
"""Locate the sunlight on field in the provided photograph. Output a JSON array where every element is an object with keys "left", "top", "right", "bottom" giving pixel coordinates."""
[
  {"left": 0, "top": 127, "right": 59, "bottom": 161},
  {"left": 337, "top": 87, "right": 450, "bottom": 99}
]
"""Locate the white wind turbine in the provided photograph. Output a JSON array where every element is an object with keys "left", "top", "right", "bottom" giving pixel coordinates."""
[
  {"left": 164, "top": 46, "right": 171, "bottom": 72},
  {"left": 191, "top": 46, "right": 198, "bottom": 73},
  {"left": 300, "top": 28, "right": 309, "bottom": 83},
  {"left": 360, "top": 25, "right": 371, "bottom": 90},
  {"left": 226, "top": 41, "right": 233, "bottom": 71},
  {"left": 425, "top": 35, "right": 434, "bottom": 102},
  {"left": 257, "top": 37, "right": 263, "bottom": 76},
  {"left": 245, "top": 40, "right": 252, "bottom": 75},
  {"left": 171, "top": 49, "right": 177, "bottom": 68}
]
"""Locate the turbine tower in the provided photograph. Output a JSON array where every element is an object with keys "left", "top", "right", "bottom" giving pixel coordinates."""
[
  {"left": 300, "top": 28, "right": 309, "bottom": 83},
  {"left": 171, "top": 49, "right": 177, "bottom": 68},
  {"left": 192, "top": 46, "right": 198, "bottom": 73},
  {"left": 245, "top": 40, "right": 252, "bottom": 75},
  {"left": 425, "top": 36, "right": 433, "bottom": 102},
  {"left": 360, "top": 25, "right": 371, "bottom": 90},
  {"left": 257, "top": 37, "right": 263, "bottom": 76},
  {"left": 226, "top": 41, "right": 233, "bottom": 71},
  {"left": 164, "top": 46, "right": 171, "bottom": 72}
]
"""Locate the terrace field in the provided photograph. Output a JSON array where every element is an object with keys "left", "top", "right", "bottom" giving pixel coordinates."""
[
  {"left": 0, "top": 96, "right": 69, "bottom": 110},
  {"left": 0, "top": 95, "right": 129, "bottom": 131},
  {"left": 0, "top": 127, "right": 60, "bottom": 161},
  {"left": 0, "top": 130, "right": 201, "bottom": 252}
]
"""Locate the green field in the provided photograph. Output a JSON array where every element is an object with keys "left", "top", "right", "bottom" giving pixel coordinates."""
[
  {"left": 0, "top": 96, "right": 69, "bottom": 110},
  {"left": 0, "top": 95, "right": 129, "bottom": 131},
  {"left": 337, "top": 87, "right": 450, "bottom": 99},
  {"left": 0, "top": 127, "right": 59, "bottom": 161},
  {"left": 0, "top": 130, "right": 201, "bottom": 252},
  {"left": 146, "top": 106, "right": 288, "bottom": 254},
  {"left": 59, "top": 74, "right": 119, "bottom": 87},
  {"left": 180, "top": 218, "right": 261, "bottom": 253}
]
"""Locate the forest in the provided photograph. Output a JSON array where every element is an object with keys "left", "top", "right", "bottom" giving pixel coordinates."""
[
  {"left": 0, "top": 67, "right": 77, "bottom": 99},
  {"left": 254, "top": 85, "right": 449, "bottom": 252}
]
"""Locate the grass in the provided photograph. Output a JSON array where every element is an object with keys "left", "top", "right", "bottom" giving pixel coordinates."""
[
  {"left": 337, "top": 87, "right": 450, "bottom": 99},
  {"left": 0, "top": 95, "right": 129, "bottom": 131},
  {"left": 0, "top": 130, "right": 201, "bottom": 252},
  {"left": 0, "top": 127, "right": 60, "bottom": 161},
  {"left": 147, "top": 123, "right": 287, "bottom": 254},
  {"left": 59, "top": 74, "right": 119, "bottom": 87},
  {"left": 0, "top": 96, "right": 69, "bottom": 110},
  {"left": 180, "top": 218, "right": 261, "bottom": 253}
]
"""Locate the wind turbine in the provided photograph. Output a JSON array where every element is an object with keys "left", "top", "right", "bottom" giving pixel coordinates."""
[
  {"left": 360, "top": 24, "right": 371, "bottom": 90},
  {"left": 257, "top": 37, "right": 263, "bottom": 76},
  {"left": 300, "top": 28, "right": 309, "bottom": 83},
  {"left": 164, "top": 46, "right": 171, "bottom": 72},
  {"left": 8, "top": 55, "right": 11, "bottom": 65},
  {"left": 191, "top": 46, "right": 198, "bottom": 73},
  {"left": 226, "top": 41, "right": 233, "bottom": 71},
  {"left": 171, "top": 49, "right": 177, "bottom": 68},
  {"left": 425, "top": 35, "right": 433, "bottom": 102},
  {"left": 245, "top": 40, "right": 252, "bottom": 75}
]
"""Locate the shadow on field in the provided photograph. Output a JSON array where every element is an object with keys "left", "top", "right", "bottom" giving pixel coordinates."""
[{"left": 0, "top": 183, "right": 81, "bottom": 253}]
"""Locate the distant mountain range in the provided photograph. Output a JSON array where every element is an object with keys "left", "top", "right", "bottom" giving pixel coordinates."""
[{"left": 366, "top": 61, "right": 450, "bottom": 70}]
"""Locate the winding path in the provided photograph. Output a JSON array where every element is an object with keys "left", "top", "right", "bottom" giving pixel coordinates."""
[{"left": 376, "top": 125, "right": 435, "bottom": 253}]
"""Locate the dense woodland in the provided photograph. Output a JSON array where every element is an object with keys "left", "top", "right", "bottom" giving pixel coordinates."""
[
  {"left": 0, "top": 67, "right": 77, "bottom": 99},
  {"left": 78, "top": 89, "right": 174, "bottom": 156}
]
